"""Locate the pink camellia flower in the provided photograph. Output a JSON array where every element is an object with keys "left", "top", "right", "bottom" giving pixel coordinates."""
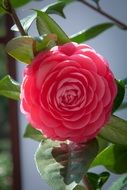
[{"left": 20, "top": 42, "right": 117, "bottom": 143}]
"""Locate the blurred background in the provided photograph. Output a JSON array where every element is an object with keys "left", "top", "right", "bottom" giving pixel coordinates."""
[
  {"left": 0, "top": 0, "right": 127, "bottom": 190},
  {"left": 0, "top": 37, "right": 12, "bottom": 190}
]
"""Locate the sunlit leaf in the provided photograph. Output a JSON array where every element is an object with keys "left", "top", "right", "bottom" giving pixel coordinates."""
[
  {"left": 6, "top": 35, "right": 57, "bottom": 62},
  {"left": 99, "top": 115, "right": 127, "bottom": 146},
  {"left": 11, "top": 2, "right": 67, "bottom": 32},
  {"left": 71, "top": 23, "right": 114, "bottom": 43},
  {"left": 11, "top": 14, "right": 36, "bottom": 33},
  {"left": 0, "top": 75, "right": 20, "bottom": 100},
  {"left": 35, "top": 139, "right": 98, "bottom": 190},
  {"left": 36, "top": 10, "right": 70, "bottom": 45},
  {"left": 23, "top": 124, "right": 46, "bottom": 142},
  {"left": 91, "top": 144, "right": 127, "bottom": 174},
  {"left": 35, "top": 34, "right": 58, "bottom": 52},
  {"left": 6, "top": 36, "right": 35, "bottom": 64}
]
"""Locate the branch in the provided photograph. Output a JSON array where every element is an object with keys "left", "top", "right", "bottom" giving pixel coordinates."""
[
  {"left": 3, "top": 0, "right": 26, "bottom": 36},
  {"left": 78, "top": 0, "right": 127, "bottom": 30}
]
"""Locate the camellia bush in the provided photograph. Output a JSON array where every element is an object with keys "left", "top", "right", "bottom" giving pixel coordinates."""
[{"left": 0, "top": 0, "right": 127, "bottom": 189}]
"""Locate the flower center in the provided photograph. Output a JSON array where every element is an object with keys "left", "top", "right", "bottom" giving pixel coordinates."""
[{"left": 60, "top": 89, "right": 78, "bottom": 105}]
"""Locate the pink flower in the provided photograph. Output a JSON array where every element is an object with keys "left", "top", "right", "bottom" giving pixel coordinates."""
[{"left": 20, "top": 42, "right": 117, "bottom": 143}]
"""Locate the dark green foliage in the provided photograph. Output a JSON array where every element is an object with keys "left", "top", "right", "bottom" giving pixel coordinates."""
[{"left": 91, "top": 144, "right": 127, "bottom": 174}]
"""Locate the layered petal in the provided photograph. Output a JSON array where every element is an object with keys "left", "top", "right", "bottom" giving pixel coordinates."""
[{"left": 20, "top": 42, "right": 117, "bottom": 143}]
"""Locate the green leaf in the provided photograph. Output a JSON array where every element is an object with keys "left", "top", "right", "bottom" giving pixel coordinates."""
[
  {"left": 0, "top": 0, "right": 5, "bottom": 14},
  {"left": 91, "top": 144, "right": 127, "bottom": 174},
  {"left": 11, "top": 2, "right": 67, "bottom": 32},
  {"left": 97, "top": 136, "right": 109, "bottom": 153},
  {"left": 36, "top": 10, "right": 70, "bottom": 45},
  {"left": 10, "top": 0, "right": 32, "bottom": 8},
  {"left": 35, "top": 140, "right": 76, "bottom": 190},
  {"left": 11, "top": 14, "right": 36, "bottom": 33},
  {"left": 73, "top": 185, "right": 85, "bottom": 190},
  {"left": 71, "top": 23, "right": 114, "bottom": 43},
  {"left": 87, "top": 171, "right": 110, "bottom": 189},
  {"left": 6, "top": 35, "right": 59, "bottom": 62},
  {"left": 23, "top": 124, "right": 46, "bottom": 142},
  {"left": 99, "top": 115, "right": 127, "bottom": 147},
  {"left": 35, "top": 34, "right": 58, "bottom": 52},
  {"left": 35, "top": 139, "right": 98, "bottom": 190},
  {"left": 43, "top": 1, "right": 66, "bottom": 18},
  {"left": 112, "top": 80, "right": 125, "bottom": 112},
  {"left": 0, "top": 75, "right": 20, "bottom": 100},
  {"left": 6, "top": 36, "right": 35, "bottom": 64},
  {"left": 109, "top": 174, "right": 127, "bottom": 190},
  {"left": 52, "top": 139, "right": 98, "bottom": 185},
  {"left": 0, "top": 15, "right": 6, "bottom": 37},
  {"left": 0, "top": 0, "right": 32, "bottom": 15}
]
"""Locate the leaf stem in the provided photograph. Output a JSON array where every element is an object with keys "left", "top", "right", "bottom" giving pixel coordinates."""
[
  {"left": 3, "top": 0, "right": 26, "bottom": 36},
  {"left": 78, "top": 0, "right": 127, "bottom": 30},
  {"left": 83, "top": 176, "right": 93, "bottom": 190}
]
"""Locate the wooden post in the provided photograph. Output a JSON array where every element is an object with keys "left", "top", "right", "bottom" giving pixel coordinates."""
[{"left": 0, "top": 14, "right": 22, "bottom": 190}]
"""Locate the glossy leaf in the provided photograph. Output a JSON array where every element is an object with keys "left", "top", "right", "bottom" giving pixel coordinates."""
[
  {"left": 11, "top": 2, "right": 67, "bottom": 32},
  {"left": 112, "top": 80, "right": 125, "bottom": 112},
  {"left": 23, "top": 124, "right": 46, "bottom": 142},
  {"left": 36, "top": 10, "right": 70, "bottom": 45},
  {"left": 43, "top": 1, "right": 66, "bottom": 18},
  {"left": 99, "top": 115, "right": 127, "bottom": 146},
  {"left": 6, "top": 35, "right": 57, "bottom": 62},
  {"left": 71, "top": 23, "right": 114, "bottom": 43},
  {"left": 87, "top": 171, "right": 110, "bottom": 189},
  {"left": 0, "top": 75, "right": 20, "bottom": 100},
  {"left": 91, "top": 144, "right": 127, "bottom": 174},
  {"left": 35, "top": 139, "right": 98, "bottom": 190},
  {"left": 109, "top": 174, "right": 127, "bottom": 190},
  {"left": 6, "top": 36, "right": 35, "bottom": 64},
  {"left": 97, "top": 136, "right": 109, "bottom": 153}
]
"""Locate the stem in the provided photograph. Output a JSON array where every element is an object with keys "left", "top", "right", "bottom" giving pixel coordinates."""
[
  {"left": 3, "top": 0, "right": 26, "bottom": 36},
  {"left": 83, "top": 176, "right": 93, "bottom": 190},
  {"left": 78, "top": 0, "right": 127, "bottom": 30}
]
